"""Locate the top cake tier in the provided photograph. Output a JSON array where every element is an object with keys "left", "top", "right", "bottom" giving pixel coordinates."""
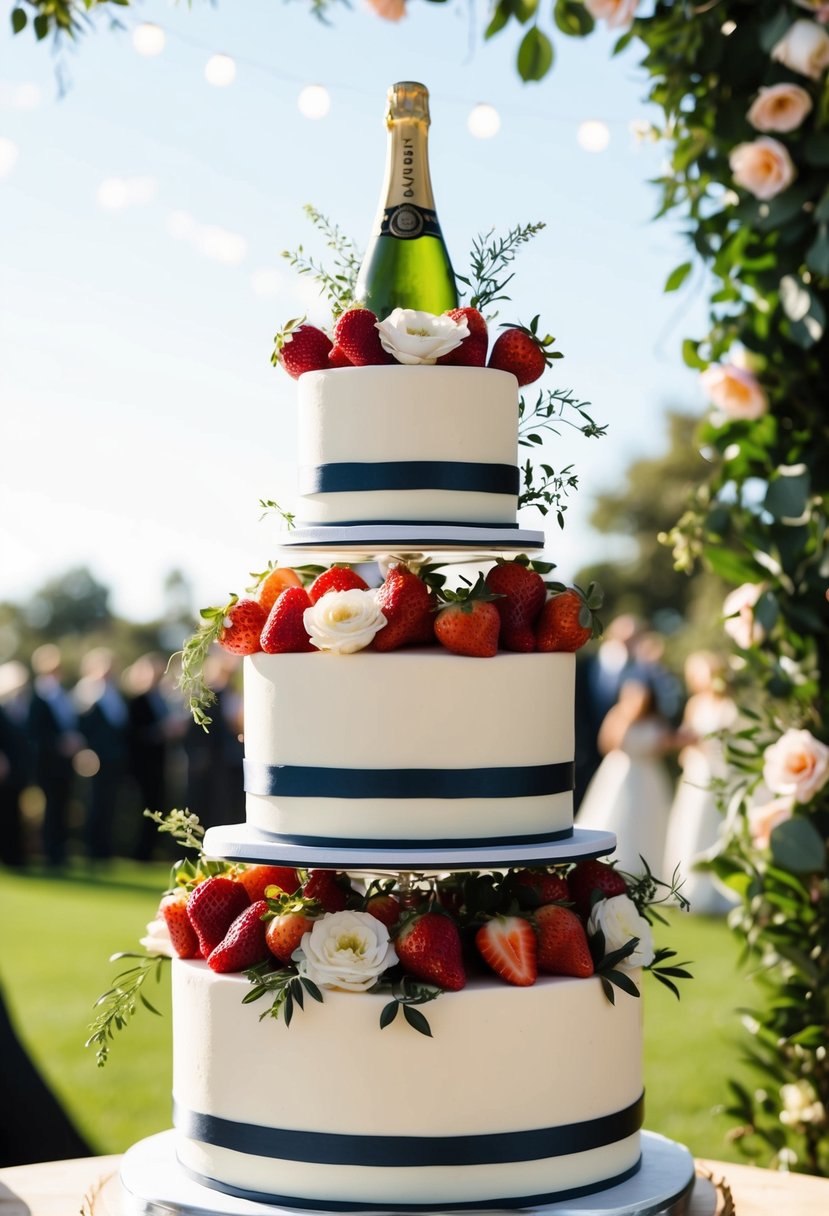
[{"left": 282, "top": 365, "right": 544, "bottom": 552}]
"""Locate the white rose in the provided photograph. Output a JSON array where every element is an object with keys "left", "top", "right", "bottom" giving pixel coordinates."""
[
  {"left": 729, "top": 137, "right": 797, "bottom": 201},
  {"left": 763, "top": 729, "right": 829, "bottom": 804},
  {"left": 780, "top": 1081, "right": 826, "bottom": 1126},
  {"left": 584, "top": 0, "right": 639, "bottom": 28},
  {"left": 700, "top": 363, "right": 768, "bottom": 421},
  {"left": 722, "top": 582, "right": 766, "bottom": 650},
  {"left": 140, "top": 911, "right": 175, "bottom": 958},
  {"left": 747, "top": 84, "right": 813, "bottom": 134},
  {"left": 376, "top": 309, "right": 467, "bottom": 365},
  {"left": 772, "top": 19, "right": 829, "bottom": 79},
  {"left": 294, "top": 910, "right": 397, "bottom": 992},
  {"left": 303, "top": 589, "right": 386, "bottom": 654},
  {"left": 747, "top": 795, "right": 795, "bottom": 849},
  {"left": 587, "top": 894, "right": 654, "bottom": 970}
]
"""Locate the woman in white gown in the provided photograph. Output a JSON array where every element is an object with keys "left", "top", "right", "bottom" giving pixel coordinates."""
[
  {"left": 663, "top": 652, "right": 738, "bottom": 915},
  {"left": 576, "top": 679, "right": 681, "bottom": 877}
]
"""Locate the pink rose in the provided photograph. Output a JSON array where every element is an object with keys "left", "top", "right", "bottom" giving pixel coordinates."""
[
  {"left": 772, "top": 20, "right": 829, "bottom": 79},
  {"left": 763, "top": 729, "right": 829, "bottom": 804},
  {"left": 747, "top": 796, "right": 794, "bottom": 850},
  {"left": 364, "top": 0, "right": 406, "bottom": 20},
  {"left": 722, "top": 582, "right": 765, "bottom": 650},
  {"left": 584, "top": 0, "right": 639, "bottom": 29},
  {"left": 729, "top": 137, "right": 797, "bottom": 201},
  {"left": 700, "top": 363, "right": 768, "bottom": 420},
  {"left": 747, "top": 84, "right": 813, "bottom": 134}
]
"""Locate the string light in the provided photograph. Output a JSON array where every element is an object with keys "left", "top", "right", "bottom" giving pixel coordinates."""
[
  {"left": 0, "top": 137, "right": 19, "bottom": 178},
  {"left": 297, "top": 85, "right": 331, "bottom": 119},
  {"left": 467, "top": 103, "right": 501, "bottom": 140},
  {"left": 96, "top": 176, "right": 157, "bottom": 210},
  {"left": 205, "top": 54, "right": 237, "bottom": 88},
  {"left": 577, "top": 120, "right": 611, "bottom": 153},
  {"left": 132, "top": 23, "right": 166, "bottom": 57}
]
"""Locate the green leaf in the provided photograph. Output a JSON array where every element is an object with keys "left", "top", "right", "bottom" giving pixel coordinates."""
[
  {"left": 806, "top": 226, "right": 829, "bottom": 277},
  {"left": 664, "top": 262, "right": 692, "bottom": 293},
  {"left": 802, "top": 133, "right": 829, "bottom": 168},
  {"left": 11, "top": 8, "right": 27, "bottom": 33},
  {"left": 604, "top": 968, "right": 641, "bottom": 998},
  {"left": 33, "top": 13, "right": 49, "bottom": 39},
  {"left": 770, "top": 817, "right": 827, "bottom": 875},
  {"left": 704, "top": 546, "right": 759, "bottom": 584},
  {"left": 379, "top": 1001, "right": 399, "bottom": 1029},
  {"left": 759, "top": 10, "right": 792, "bottom": 53},
  {"left": 764, "top": 469, "right": 810, "bottom": 522},
  {"left": 682, "top": 338, "right": 707, "bottom": 370},
  {"left": 815, "top": 187, "right": 829, "bottom": 223},
  {"left": 485, "top": 1, "right": 511, "bottom": 38},
  {"left": 517, "top": 27, "right": 554, "bottom": 82},
  {"left": 403, "top": 1005, "right": 433, "bottom": 1037},
  {"left": 510, "top": 0, "right": 539, "bottom": 23},
  {"left": 553, "top": 0, "right": 594, "bottom": 37}
]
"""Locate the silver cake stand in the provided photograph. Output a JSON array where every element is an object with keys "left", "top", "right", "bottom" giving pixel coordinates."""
[{"left": 110, "top": 1130, "right": 706, "bottom": 1216}]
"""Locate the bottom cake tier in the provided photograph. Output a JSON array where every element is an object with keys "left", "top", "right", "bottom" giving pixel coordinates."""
[{"left": 171, "top": 959, "right": 644, "bottom": 1211}]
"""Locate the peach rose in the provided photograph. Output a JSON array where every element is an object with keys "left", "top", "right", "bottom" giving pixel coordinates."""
[
  {"left": 747, "top": 796, "right": 794, "bottom": 849},
  {"left": 729, "top": 137, "right": 797, "bottom": 201},
  {"left": 700, "top": 363, "right": 768, "bottom": 420},
  {"left": 747, "top": 84, "right": 813, "bottom": 133},
  {"left": 722, "top": 582, "right": 765, "bottom": 650},
  {"left": 763, "top": 729, "right": 829, "bottom": 804},
  {"left": 772, "top": 20, "right": 829, "bottom": 79},
  {"left": 584, "top": 0, "right": 639, "bottom": 29},
  {"left": 365, "top": 0, "right": 406, "bottom": 20}
]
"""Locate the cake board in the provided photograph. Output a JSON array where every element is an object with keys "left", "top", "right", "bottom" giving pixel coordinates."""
[
  {"left": 117, "top": 1131, "right": 702, "bottom": 1216},
  {"left": 276, "top": 525, "right": 546, "bottom": 556}
]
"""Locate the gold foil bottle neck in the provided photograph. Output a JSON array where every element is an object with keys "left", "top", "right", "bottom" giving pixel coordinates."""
[{"left": 386, "top": 81, "right": 430, "bottom": 126}]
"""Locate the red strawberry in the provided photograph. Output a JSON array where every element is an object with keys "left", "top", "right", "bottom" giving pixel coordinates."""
[
  {"left": 568, "top": 859, "right": 629, "bottom": 920},
  {"left": 237, "top": 865, "right": 301, "bottom": 903},
  {"left": 365, "top": 892, "right": 401, "bottom": 930},
  {"left": 265, "top": 907, "right": 318, "bottom": 965},
  {"left": 186, "top": 876, "right": 251, "bottom": 957},
  {"left": 160, "top": 891, "right": 201, "bottom": 959},
  {"left": 395, "top": 910, "right": 466, "bottom": 991},
  {"left": 485, "top": 560, "right": 546, "bottom": 652},
  {"left": 303, "top": 869, "right": 352, "bottom": 913},
  {"left": 278, "top": 324, "right": 333, "bottom": 379},
  {"left": 208, "top": 900, "right": 270, "bottom": 974},
  {"left": 535, "top": 905, "right": 594, "bottom": 978},
  {"left": 333, "top": 309, "right": 394, "bottom": 367},
  {"left": 436, "top": 307, "right": 488, "bottom": 367},
  {"left": 536, "top": 587, "right": 599, "bottom": 653},
  {"left": 373, "top": 565, "right": 434, "bottom": 652},
  {"left": 218, "top": 597, "right": 267, "bottom": 656},
  {"left": 308, "top": 566, "right": 370, "bottom": 604},
  {"left": 328, "top": 344, "right": 352, "bottom": 368},
  {"left": 488, "top": 322, "right": 558, "bottom": 387},
  {"left": 260, "top": 586, "right": 314, "bottom": 654},
  {"left": 433, "top": 575, "right": 500, "bottom": 658},
  {"left": 475, "top": 916, "right": 538, "bottom": 987},
  {"left": 511, "top": 868, "right": 570, "bottom": 907},
  {"left": 256, "top": 568, "right": 303, "bottom": 616}
]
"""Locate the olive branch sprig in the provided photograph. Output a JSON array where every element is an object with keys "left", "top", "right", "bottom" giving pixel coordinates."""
[
  {"left": 243, "top": 962, "right": 324, "bottom": 1025},
  {"left": 456, "top": 222, "right": 547, "bottom": 315},
  {"left": 86, "top": 952, "right": 169, "bottom": 1068}
]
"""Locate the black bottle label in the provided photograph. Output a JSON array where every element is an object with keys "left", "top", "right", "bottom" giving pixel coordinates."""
[{"left": 380, "top": 204, "right": 443, "bottom": 240}]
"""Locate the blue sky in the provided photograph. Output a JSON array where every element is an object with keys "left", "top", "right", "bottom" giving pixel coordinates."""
[{"left": 0, "top": 0, "right": 709, "bottom": 624}]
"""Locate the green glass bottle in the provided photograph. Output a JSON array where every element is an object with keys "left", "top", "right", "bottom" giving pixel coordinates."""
[{"left": 354, "top": 81, "right": 459, "bottom": 319}]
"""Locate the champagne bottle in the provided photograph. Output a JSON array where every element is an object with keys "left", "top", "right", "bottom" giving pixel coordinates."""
[{"left": 354, "top": 81, "right": 458, "bottom": 319}]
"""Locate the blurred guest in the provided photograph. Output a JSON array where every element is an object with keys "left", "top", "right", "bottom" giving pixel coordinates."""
[
  {"left": 629, "top": 629, "right": 685, "bottom": 726},
  {"left": 574, "top": 615, "right": 643, "bottom": 807},
  {"left": 74, "top": 647, "right": 129, "bottom": 862},
  {"left": 27, "top": 645, "right": 84, "bottom": 867},
  {"left": 126, "top": 652, "right": 173, "bottom": 861},
  {"left": 664, "top": 652, "right": 738, "bottom": 915},
  {"left": 577, "top": 679, "right": 688, "bottom": 876},
  {"left": 184, "top": 653, "right": 245, "bottom": 830},
  {"left": 0, "top": 661, "right": 32, "bottom": 867}
]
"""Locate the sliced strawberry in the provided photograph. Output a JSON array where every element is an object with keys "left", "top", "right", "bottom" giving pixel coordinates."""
[
  {"left": 260, "top": 586, "right": 314, "bottom": 654},
  {"left": 208, "top": 900, "right": 270, "bottom": 973},
  {"left": 395, "top": 909, "right": 466, "bottom": 991},
  {"left": 303, "top": 869, "right": 352, "bottom": 913},
  {"left": 277, "top": 324, "right": 333, "bottom": 379},
  {"left": 160, "top": 891, "right": 201, "bottom": 959},
  {"left": 485, "top": 560, "right": 546, "bottom": 652},
  {"left": 308, "top": 566, "right": 370, "bottom": 604},
  {"left": 218, "top": 597, "right": 267, "bottom": 656},
  {"left": 436, "top": 307, "right": 488, "bottom": 367},
  {"left": 237, "top": 865, "right": 301, "bottom": 903},
  {"left": 256, "top": 567, "right": 303, "bottom": 616},
  {"left": 186, "top": 876, "right": 251, "bottom": 957},
  {"left": 333, "top": 308, "right": 394, "bottom": 367},
  {"left": 475, "top": 916, "right": 538, "bottom": 987},
  {"left": 568, "top": 859, "right": 629, "bottom": 920},
  {"left": 265, "top": 907, "right": 318, "bottom": 965},
  {"left": 535, "top": 905, "right": 594, "bottom": 978},
  {"left": 373, "top": 565, "right": 435, "bottom": 652}
]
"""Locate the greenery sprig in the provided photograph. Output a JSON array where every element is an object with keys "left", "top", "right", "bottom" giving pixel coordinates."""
[
  {"left": 376, "top": 975, "right": 443, "bottom": 1037},
  {"left": 456, "top": 222, "right": 546, "bottom": 314},
  {"left": 281, "top": 204, "right": 362, "bottom": 318},
  {"left": 243, "top": 963, "right": 324, "bottom": 1026},
  {"left": 86, "top": 952, "right": 169, "bottom": 1068}
]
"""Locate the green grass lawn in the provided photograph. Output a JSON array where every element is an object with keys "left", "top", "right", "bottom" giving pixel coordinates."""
[{"left": 0, "top": 863, "right": 756, "bottom": 1164}]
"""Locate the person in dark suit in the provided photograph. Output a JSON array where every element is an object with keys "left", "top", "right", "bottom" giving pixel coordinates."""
[
  {"left": 0, "top": 661, "right": 32, "bottom": 867},
  {"left": 27, "top": 645, "right": 84, "bottom": 867},
  {"left": 74, "top": 648, "right": 129, "bottom": 862},
  {"left": 126, "top": 652, "right": 173, "bottom": 860}
]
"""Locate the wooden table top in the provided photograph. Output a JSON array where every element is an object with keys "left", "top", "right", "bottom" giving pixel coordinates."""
[{"left": 1, "top": 1153, "right": 828, "bottom": 1215}]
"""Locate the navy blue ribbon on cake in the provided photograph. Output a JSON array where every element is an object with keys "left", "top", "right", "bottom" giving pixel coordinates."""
[
  {"left": 244, "top": 760, "right": 574, "bottom": 801},
  {"left": 173, "top": 1092, "right": 644, "bottom": 1168},
  {"left": 299, "top": 461, "right": 519, "bottom": 496}
]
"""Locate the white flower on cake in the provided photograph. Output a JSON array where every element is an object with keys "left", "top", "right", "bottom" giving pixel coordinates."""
[
  {"left": 376, "top": 308, "right": 468, "bottom": 365},
  {"left": 762, "top": 729, "right": 829, "bottom": 804},
  {"left": 294, "top": 910, "right": 397, "bottom": 992},
  {"left": 587, "top": 894, "right": 654, "bottom": 970},
  {"left": 771, "top": 19, "right": 829, "bottom": 79},
  {"left": 303, "top": 589, "right": 387, "bottom": 654},
  {"left": 140, "top": 908, "right": 175, "bottom": 958}
]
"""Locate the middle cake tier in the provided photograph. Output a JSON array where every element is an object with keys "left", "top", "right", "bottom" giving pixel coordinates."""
[{"left": 242, "top": 649, "right": 575, "bottom": 850}]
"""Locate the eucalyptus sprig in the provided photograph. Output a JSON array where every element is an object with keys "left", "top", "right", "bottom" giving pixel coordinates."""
[
  {"left": 175, "top": 597, "right": 236, "bottom": 730},
  {"left": 86, "top": 952, "right": 169, "bottom": 1068},
  {"left": 281, "top": 204, "right": 362, "bottom": 318},
  {"left": 259, "top": 498, "right": 296, "bottom": 530},
  {"left": 518, "top": 387, "right": 607, "bottom": 447},
  {"left": 456, "top": 222, "right": 546, "bottom": 315}
]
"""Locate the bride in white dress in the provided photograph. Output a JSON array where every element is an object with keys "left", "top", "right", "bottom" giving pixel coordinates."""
[
  {"left": 663, "top": 652, "right": 738, "bottom": 915},
  {"left": 576, "top": 679, "right": 682, "bottom": 877}
]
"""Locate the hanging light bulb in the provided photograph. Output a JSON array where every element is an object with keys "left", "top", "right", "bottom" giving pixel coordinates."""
[
  {"left": 577, "top": 120, "right": 610, "bottom": 153},
  {"left": 0, "top": 137, "right": 19, "bottom": 178},
  {"left": 132, "top": 23, "right": 166, "bottom": 57},
  {"left": 205, "top": 54, "right": 237, "bottom": 88},
  {"left": 467, "top": 103, "right": 501, "bottom": 139},
  {"left": 297, "top": 85, "right": 331, "bottom": 119}
]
